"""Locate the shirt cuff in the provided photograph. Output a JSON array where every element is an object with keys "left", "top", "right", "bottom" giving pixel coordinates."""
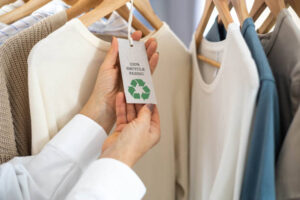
[
  {"left": 48, "top": 114, "right": 107, "bottom": 170},
  {"left": 67, "top": 158, "right": 146, "bottom": 200}
]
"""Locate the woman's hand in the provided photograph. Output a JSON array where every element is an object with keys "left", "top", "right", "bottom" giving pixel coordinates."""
[
  {"left": 80, "top": 31, "right": 159, "bottom": 133},
  {"left": 101, "top": 92, "right": 161, "bottom": 167}
]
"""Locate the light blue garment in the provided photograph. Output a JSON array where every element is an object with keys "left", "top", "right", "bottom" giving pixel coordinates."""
[{"left": 206, "top": 18, "right": 280, "bottom": 200}]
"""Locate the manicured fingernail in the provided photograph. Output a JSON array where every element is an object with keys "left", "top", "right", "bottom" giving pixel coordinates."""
[{"left": 147, "top": 104, "right": 154, "bottom": 112}]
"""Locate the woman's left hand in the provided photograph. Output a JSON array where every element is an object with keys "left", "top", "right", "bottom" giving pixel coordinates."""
[{"left": 80, "top": 31, "right": 159, "bottom": 133}]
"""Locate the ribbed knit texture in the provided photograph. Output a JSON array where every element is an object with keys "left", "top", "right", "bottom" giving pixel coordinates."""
[
  {"left": 0, "top": 11, "right": 67, "bottom": 163},
  {"left": 0, "top": 66, "right": 17, "bottom": 163}
]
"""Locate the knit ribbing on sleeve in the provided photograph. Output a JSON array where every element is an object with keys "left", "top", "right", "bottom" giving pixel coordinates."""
[
  {"left": 0, "top": 11, "right": 67, "bottom": 160},
  {"left": 0, "top": 65, "right": 17, "bottom": 163}
]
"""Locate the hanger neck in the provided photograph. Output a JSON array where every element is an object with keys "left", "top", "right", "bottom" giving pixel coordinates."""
[
  {"left": 230, "top": 0, "right": 249, "bottom": 25},
  {"left": 288, "top": 0, "right": 300, "bottom": 17},
  {"left": 117, "top": 5, "right": 151, "bottom": 36},
  {"left": 195, "top": 0, "right": 214, "bottom": 47},
  {"left": 250, "top": 0, "right": 285, "bottom": 22},
  {"left": 79, "top": 0, "right": 128, "bottom": 27},
  {"left": 66, "top": 0, "right": 100, "bottom": 20},
  {"left": 213, "top": 0, "right": 234, "bottom": 29},
  {"left": 265, "top": 0, "right": 286, "bottom": 17},
  {"left": 134, "top": 0, "right": 163, "bottom": 29}
]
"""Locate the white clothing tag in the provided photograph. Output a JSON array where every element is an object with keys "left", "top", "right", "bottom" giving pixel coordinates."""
[{"left": 118, "top": 38, "right": 157, "bottom": 104}]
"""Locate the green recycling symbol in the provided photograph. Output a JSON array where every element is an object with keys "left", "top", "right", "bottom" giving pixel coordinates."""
[{"left": 128, "top": 79, "right": 151, "bottom": 100}]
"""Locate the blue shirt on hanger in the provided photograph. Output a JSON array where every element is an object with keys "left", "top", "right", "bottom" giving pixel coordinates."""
[{"left": 205, "top": 18, "right": 280, "bottom": 200}]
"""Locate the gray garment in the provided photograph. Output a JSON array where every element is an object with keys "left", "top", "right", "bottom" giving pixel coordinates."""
[
  {"left": 260, "top": 9, "right": 300, "bottom": 200},
  {"left": 259, "top": 9, "right": 300, "bottom": 141},
  {"left": 276, "top": 106, "right": 300, "bottom": 200}
]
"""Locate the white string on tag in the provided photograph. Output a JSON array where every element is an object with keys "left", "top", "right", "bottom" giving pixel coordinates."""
[{"left": 128, "top": 0, "right": 134, "bottom": 47}]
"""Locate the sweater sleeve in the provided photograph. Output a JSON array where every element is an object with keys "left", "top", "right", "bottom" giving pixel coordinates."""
[{"left": 0, "top": 64, "right": 18, "bottom": 163}]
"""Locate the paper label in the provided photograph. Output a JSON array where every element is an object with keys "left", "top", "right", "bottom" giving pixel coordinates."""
[{"left": 118, "top": 38, "right": 157, "bottom": 104}]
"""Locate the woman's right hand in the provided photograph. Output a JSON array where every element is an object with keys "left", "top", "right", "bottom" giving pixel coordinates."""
[{"left": 100, "top": 92, "right": 161, "bottom": 167}]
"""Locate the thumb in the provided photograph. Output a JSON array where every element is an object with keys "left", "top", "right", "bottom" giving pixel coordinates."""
[
  {"left": 102, "top": 37, "right": 118, "bottom": 68},
  {"left": 136, "top": 104, "right": 154, "bottom": 124}
]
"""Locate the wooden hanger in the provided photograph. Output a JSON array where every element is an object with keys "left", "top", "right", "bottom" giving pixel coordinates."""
[
  {"left": 288, "top": 0, "right": 300, "bottom": 16},
  {"left": 250, "top": 0, "right": 286, "bottom": 22},
  {"left": 196, "top": 0, "right": 233, "bottom": 68},
  {"left": 79, "top": 0, "right": 163, "bottom": 31},
  {"left": 230, "top": 0, "right": 249, "bottom": 25},
  {"left": 257, "top": 13, "right": 275, "bottom": 33},
  {"left": 66, "top": 0, "right": 150, "bottom": 36},
  {"left": 0, "top": 0, "right": 50, "bottom": 24},
  {"left": 258, "top": 0, "right": 299, "bottom": 34},
  {"left": 133, "top": 0, "right": 163, "bottom": 30},
  {"left": 217, "top": 0, "right": 249, "bottom": 26},
  {"left": 117, "top": 5, "right": 150, "bottom": 36},
  {"left": 0, "top": 0, "right": 18, "bottom": 8},
  {"left": 0, "top": 0, "right": 77, "bottom": 24},
  {"left": 66, "top": 0, "right": 100, "bottom": 21}
]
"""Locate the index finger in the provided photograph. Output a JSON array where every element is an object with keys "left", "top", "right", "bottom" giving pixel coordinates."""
[{"left": 132, "top": 31, "right": 142, "bottom": 41}]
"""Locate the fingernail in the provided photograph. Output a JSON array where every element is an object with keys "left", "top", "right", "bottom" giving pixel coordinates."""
[
  {"left": 147, "top": 104, "right": 154, "bottom": 112},
  {"left": 112, "top": 37, "right": 117, "bottom": 44},
  {"left": 157, "top": 52, "right": 159, "bottom": 55}
]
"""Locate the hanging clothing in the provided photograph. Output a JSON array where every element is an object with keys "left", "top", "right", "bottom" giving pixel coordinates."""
[
  {"left": 0, "top": 5, "right": 129, "bottom": 162},
  {"left": 205, "top": 17, "right": 226, "bottom": 42},
  {"left": 275, "top": 9, "right": 300, "bottom": 200},
  {"left": 239, "top": 18, "right": 280, "bottom": 200},
  {"left": 0, "top": 56, "right": 16, "bottom": 163},
  {"left": 189, "top": 23, "right": 259, "bottom": 200},
  {"left": 205, "top": 17, "right": 281, "bottom": 200},
  {"left": 276, "top": 106, "right": 300, "bottom": 200},
  {"left": 0, "top": 0, "right": 24, "bottom": 16},
  {"left": 133, "top": 23, "right": 190, "bottom": 200},
  {"left": 0, "top": 0, "right": 24, "bottom": 29},
  {"left": 28, "top": 19, "right": 190, "bottom": 200},
  {"left": 206, "top": 9, "right": 300, "bottom": 200},
  {"left": 28, "top": 19, "right": 112, "bottom": 154},
  {"left": 0, "top": 114, "right": 146, "bottom": 200},
  {"left": 0, "top": 0, "right": 69, "bottom": 45},
  {"left": 0, "top": 0, "right": 129, "bottom": 46},
  {"left": 0, "top": 11, "right": 67, "bottom": 163},
  {"left": 259, "top": 9, "right": 300, "bottom": 143}
]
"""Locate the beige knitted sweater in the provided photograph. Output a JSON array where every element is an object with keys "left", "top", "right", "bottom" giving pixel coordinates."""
[{"left": 0, "top": 11, "right": 67, "bottom": 163}]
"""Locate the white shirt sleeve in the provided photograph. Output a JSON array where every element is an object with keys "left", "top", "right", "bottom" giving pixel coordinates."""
[
  {"left": 66, "top": 158, "right": 146, "bottom": 200},
  {"left": 0, "top": 114, "right": 146, "bottom": 200},
  {"left": 0, "top": 114, "right": 107, "bottom": 200}
]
